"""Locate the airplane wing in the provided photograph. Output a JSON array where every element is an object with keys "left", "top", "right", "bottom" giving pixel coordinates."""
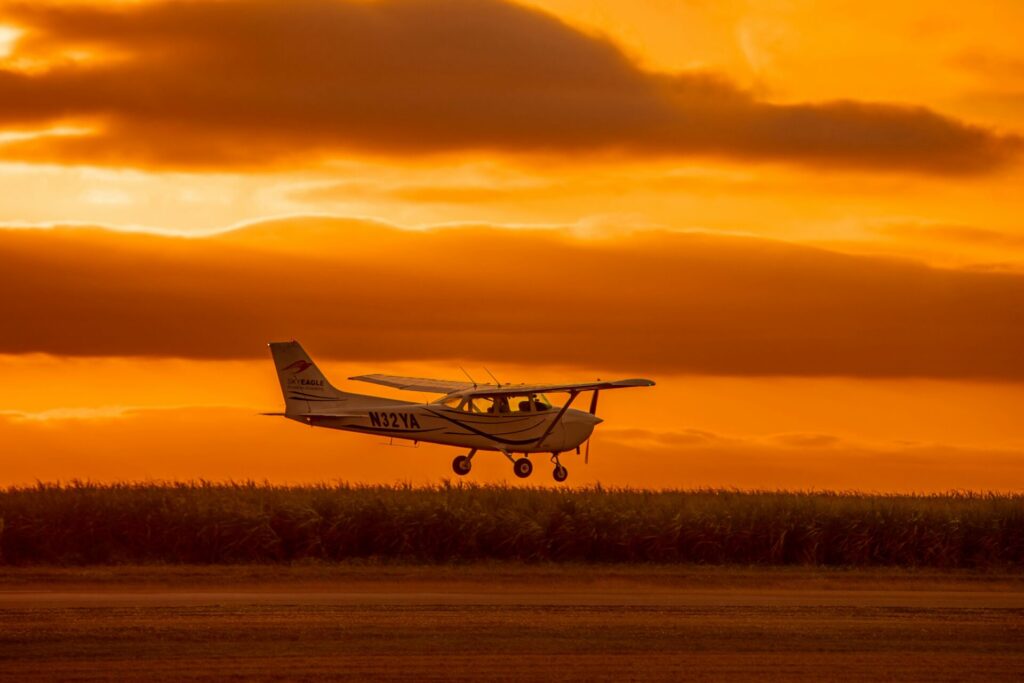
[
  {"left": 349, "top": 374, "right": 655, "bottom": 397},
  {"left": 349, "top": 373, "right": 479, "bottom": 394},
  {"left": 449, "top": 378, "right": 655, "bottom": 398}
]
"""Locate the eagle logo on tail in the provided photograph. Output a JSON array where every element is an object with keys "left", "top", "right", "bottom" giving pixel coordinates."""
[{"left": 283, "top": 360, "right": 313, "bottom": 375}]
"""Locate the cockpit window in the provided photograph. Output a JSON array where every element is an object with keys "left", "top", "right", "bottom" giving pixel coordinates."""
[
  {"left": 435, "top": 393, "right": 553, "bottom": 414},
  {"left": 436, "top": 396, "right": 494, "bottom": 413},
  {"left": 463, "top": 398, "right": 490, "bottom": 413},
  {"left": 516, "top": 394, "right": 551, "bottom": 412}
]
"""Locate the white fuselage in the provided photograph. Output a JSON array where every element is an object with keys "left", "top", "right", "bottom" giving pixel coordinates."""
[{"left": 286, "top": 399, "right": 601, "bottom": 454}]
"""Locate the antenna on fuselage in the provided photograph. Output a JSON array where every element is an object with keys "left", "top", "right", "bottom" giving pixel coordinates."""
[
  {"left": 458, "top": 365, "right": 478, "bottom": 388},
  {"left": 483, "top": 367, "right": 502, "bottom": 387}
]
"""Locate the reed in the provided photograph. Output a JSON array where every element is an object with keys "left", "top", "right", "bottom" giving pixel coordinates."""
[{"left": 1, "top": 482, "right": 1021, "bottom": 567}]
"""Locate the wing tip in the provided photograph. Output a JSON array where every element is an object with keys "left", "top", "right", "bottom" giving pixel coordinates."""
[{"left": 613, "top": 378, "right": 656, "bottom": 388}]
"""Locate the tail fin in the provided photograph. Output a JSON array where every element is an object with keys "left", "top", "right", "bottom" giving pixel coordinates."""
[{"left": 268, "top": 340, "right": 348, "bottom": 414}]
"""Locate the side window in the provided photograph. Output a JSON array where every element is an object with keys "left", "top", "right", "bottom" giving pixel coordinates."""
[
  {"left": 517, "top": 394, "right": 549, "bottom": 412},
  {"left": 467, "top": 397, "right": 493, "bottom": 413}
]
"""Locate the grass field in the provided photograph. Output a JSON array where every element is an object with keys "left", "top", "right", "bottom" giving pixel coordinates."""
[
  {"left": 1, "top": 564, "right": 1022, "bottom": 681},
  {"left": 2, "top": 483, "right": 1023, "bottom": 567},
  {"left": 4, "top": 485, "right": 1022, "bottom": 680}
]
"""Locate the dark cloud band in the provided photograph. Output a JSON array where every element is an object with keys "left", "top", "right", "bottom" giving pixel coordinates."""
[
  {"left": 0, "top": 0, "right": 1017, "bottom": 173},
  {"left": 2, "top": 217, "right": 1023, "bottom": 379}
]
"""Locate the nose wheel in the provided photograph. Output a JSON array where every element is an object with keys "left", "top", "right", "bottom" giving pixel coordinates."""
[
  {"left": 551, "top": 453, "right": 568, "bottom": 483},
  {"left": 452, "top": 449, "right": 476, "bottom": 476}
]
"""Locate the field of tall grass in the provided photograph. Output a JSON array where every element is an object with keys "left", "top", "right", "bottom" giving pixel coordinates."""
[{"left": 1, "top": 482, "right": 1022, "bottom": 567}]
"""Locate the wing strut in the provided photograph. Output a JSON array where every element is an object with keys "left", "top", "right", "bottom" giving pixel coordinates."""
[
  {"left": 584, "top": 389, "right": 599, "bottom": 464},
  {"left": 531, "top": 390, "right": 581, "bottom": 450}
]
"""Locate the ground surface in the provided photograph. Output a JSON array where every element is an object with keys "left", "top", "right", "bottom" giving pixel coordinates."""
[{"left": 1, "top": 565, "right": 1022, "bottom": 681}]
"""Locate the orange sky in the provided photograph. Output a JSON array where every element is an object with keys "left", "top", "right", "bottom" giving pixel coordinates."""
[{"left": 1, "top": 0, "right": 1023, "bottom": 491}]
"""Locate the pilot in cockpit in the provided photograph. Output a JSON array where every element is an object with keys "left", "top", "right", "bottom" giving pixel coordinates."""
[
  {"left": 517, "top": 396, "right": 550, "bottom": 413},
  {"left": 488, "top": 396, "right": 512, "bottom": 414}
]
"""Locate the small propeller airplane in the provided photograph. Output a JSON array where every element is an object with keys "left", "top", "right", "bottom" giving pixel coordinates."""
[{"left": 267, "top": 341, "right": 655, "bottom": 482}]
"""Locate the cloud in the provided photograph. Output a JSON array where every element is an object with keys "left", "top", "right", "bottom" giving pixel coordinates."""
[
  {"left": 3, "top": 216, "right": 1024, "bottom": 380},
  {"left": 953, "top": 50, "right": 1024, "bottom": 86},
  {"left": 597, "top": 426, "right": 1024, "bottom": 492},
  {"left": 601, "top": 428, "right": 728, "bottom": 447},
  {"left": 294, "top": 180, "right": 562, "bottom": 206},
  {"left": 0, "top": 406, "right": 137, "bottom": 421},
  {"left": 878, "top": 223, "right": 1024, "bottom": 250},
  {"left": 606, "top": 427, "right": 846, "bottom": 450},
  {"left": 0, "top": 0, "right": 1017, "bottom": 173}
]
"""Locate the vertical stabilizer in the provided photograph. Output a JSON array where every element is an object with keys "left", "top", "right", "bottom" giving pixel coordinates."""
[{"left": 268, "top": 340, "right": 348, "bottom": 414}]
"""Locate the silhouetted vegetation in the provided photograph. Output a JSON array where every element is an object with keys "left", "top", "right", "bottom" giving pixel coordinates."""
[{"left": 1, "top": 482, "right": 1022, "bottom": 567}]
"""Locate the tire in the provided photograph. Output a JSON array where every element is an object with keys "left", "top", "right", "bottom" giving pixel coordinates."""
[
  {"left": 513, "top": 457, "right": 533, "bottom": 479},
  {"left": 553, "top": 465, "right": 568, "bottom": 482},
  {"left": 452, "top": 455, "right": 472, "bottom": 476}
]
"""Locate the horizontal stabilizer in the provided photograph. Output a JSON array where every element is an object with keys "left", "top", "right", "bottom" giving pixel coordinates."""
[{"left": 279, "top": 412, "right": 362, "bottom": 419}]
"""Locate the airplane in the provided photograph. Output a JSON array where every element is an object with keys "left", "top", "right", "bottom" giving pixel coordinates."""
[{"left": 267, "top": 340, "right": 655, "bottom": 482}]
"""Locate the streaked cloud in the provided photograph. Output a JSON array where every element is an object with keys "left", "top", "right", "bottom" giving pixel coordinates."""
[
  {"left": 294, "top": 180, "right": 561, "bottom": 207},
  {"left": 0, "top": 0, "right": 1016, "bottom": 173},
  {"left": 0, "top": 406, "right": 136, "bottom": 421},
  {"left": 878, "top": 223, "right": 1024, "bottom": 250},
  {"left": 0, "top": 23, "right": 19, "bottom": 59}
]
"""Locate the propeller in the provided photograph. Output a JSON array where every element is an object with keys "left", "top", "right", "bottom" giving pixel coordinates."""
[{"left": 584, "top": 389, "right": 599, "bottom": 464}]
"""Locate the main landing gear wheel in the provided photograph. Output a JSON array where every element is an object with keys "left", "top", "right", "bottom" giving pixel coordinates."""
[
  {"left": 452, "top": 454, "right": 473, "bottom": 476},
  {"left": 513, "top": 458, "right": 533, "bottom": 479},
  {"left": 553, "top": 465, "right": 568, "bottom": 483}
]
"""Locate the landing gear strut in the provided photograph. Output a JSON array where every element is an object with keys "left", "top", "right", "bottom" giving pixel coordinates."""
[
  {"left": 452, "top": 449, "right": 476, "bottom": 476},
  {"left": 551, "top": 453, "right": 568, "bottom": 483}
]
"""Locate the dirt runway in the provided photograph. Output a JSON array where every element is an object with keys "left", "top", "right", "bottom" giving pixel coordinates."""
[{"left": 1, "top": 567, "right": 1022, "bottom": 681}]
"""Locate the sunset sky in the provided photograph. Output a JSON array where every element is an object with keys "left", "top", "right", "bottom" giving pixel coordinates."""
[{"left": 2, "top": 0, "right": 1023, "bottom": 491}]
